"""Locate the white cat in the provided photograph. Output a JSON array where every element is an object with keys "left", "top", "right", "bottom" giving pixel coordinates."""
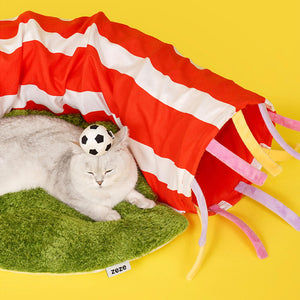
[{"left": 0, "top": 115, "right": 156, "bottom": 221}]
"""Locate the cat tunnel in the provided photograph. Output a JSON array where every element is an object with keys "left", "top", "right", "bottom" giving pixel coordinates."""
[{"left": 1, "top": 11, "right": 300, "bottom": 279}]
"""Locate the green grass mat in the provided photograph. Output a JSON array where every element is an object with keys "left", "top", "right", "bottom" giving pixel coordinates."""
[{"left": 0, "top": 110, "right": 188, "bottom": 274}]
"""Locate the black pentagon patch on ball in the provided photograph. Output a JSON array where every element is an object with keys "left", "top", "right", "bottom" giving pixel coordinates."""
[
  {"left": 81, "top": 135, "right": 88, "bottom": 144},
  {"left": 89, "top": 149, "right": 98, "bottom": 155},
  {"left": 90, "top": 125, "right": 99, "bottom": 130},
  {"left": 95, "top": 134, "right": 104, "bottom": 143},
  {"left": 107, "top": 130, "right": 114, "bottom": 138},
  {"left": 105, "top": 143, "right": 112, "bottom": 151}
]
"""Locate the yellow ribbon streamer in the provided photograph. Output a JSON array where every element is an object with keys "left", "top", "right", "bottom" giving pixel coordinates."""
[
  {"left": 186, "top": 205, "right": 206, "bottom": 280},
  {"left": 232, "top": 111, "right": 282, "bottom": 176}
]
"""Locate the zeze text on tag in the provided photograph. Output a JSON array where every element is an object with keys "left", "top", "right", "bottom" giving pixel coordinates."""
[{"left": 106, "top": 261, "right": 131, "bottom": 278}]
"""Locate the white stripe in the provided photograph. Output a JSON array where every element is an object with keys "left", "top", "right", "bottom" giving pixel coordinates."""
[
  {"left": 217, "top": 200, "right": 232, "bottom": 211},
  {"left": 0, "top": 19, "right": 236, "bottom": 129},
  {"left": 0, "top": 85, "right": 192, "bottom": 196},
  {"left": 129, "top": 138, "right": 193, "bottom": 197},
  {"left": 0, "top": 84, "right": 123, "bottom": 127},
  {"left": 264, "top": 99, "right": 275, "bottom": 112},
  {"left": 0, "top": 16, "right": 18, "bottom": 21}
]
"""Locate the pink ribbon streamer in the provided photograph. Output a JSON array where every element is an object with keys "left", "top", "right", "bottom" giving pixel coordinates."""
[
  {"left": 259, "top": 103, "right": 300, "bottom": 160},
  {"left": 269, "top": 110, "right": 300, "bottom": 131},
  {"left": 235, "top": 181, "right": 300, "bottom": 231},
  {"left": 206, "top": 139, "right": 267, "bottom": 186},
  {"left": 191, "top": 179, "right": 208, "bottom": 247},
  {"left": 209, "top": 204, "right": 268, "bottom": 259}
]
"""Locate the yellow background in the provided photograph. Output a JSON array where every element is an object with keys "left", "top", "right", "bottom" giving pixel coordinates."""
[{"left": 1, "top": 0, "right": 300, "bottom": 299}]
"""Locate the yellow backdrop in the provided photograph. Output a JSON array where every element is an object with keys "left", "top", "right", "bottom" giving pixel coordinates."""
[{"left": 1, "top": 1, "right": 300, "bottom": 299}]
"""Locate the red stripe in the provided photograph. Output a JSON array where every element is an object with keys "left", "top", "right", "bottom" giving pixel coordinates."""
[
  {"left": 0, "top": 41, "right": 215, "bottom": 173},
  {"left": 0, "top": 48, "right": 22, "bottom": 96},
  {"left": 0, "top": 41, "right": 112, "bottom": 98},
  {"left": 0, "top": 12, "right": 92, "bottom": 39},
  {"left": 19, "top": 101, "right": 114, "bottom": 122},
  {"left": 0, "top": 41, "right": 105, "bottom": 96},
  {"left": 17, "top": 101, "right": 82, "bottom": 115},
  {"left": 0, "top": 11, "right": 265, "bottom": 110},
  {"left": 82, "top": 111, "right": 115, "bottom": 123}
]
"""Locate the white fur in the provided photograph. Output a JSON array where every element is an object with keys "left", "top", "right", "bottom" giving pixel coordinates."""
[{"left": 0, "top": 115, "right": 155, "bottom": 221}]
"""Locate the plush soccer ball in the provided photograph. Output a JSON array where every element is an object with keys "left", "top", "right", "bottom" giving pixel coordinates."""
[{"left": 79, "top": 124, "right": 115, "bottom": 156}]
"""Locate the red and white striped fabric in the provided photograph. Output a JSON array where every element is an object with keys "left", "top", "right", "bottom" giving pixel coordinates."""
[{"left": 0, "top": 11, "right": 268, "bottom": 213}]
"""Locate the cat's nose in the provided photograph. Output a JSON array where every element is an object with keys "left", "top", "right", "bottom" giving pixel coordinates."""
[{"left": 97, "top": 180, "right": 103, "bottom": 186}]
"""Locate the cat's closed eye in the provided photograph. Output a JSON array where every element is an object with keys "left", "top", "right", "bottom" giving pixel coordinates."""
[
  {"left": 87, "top": 171, "right": 94, "bottom": 175},
  {"left": 105, "top": 169, "right": 113, "bottom": 174}
]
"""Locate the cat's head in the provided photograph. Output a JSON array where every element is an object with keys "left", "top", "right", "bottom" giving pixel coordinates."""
[{"left": 70, "top": 126, "right": 136, "bottom": 189}]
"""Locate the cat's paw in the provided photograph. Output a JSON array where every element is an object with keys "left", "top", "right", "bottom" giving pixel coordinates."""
[
  {"left": 125, "top": 190, "right": 156, "bottom": 209},
  {"left": 103, "top": 210, "right": 121, "bottom": 221},
  {"left": 129, "top": 197, "right": 156, "bottom": 209}
]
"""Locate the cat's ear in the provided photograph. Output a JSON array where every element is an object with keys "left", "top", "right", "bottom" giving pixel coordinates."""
[
  {"left": 113, "top": 126, "right": 129, "bottom": 149},
  {"left": 70, "top": 140, "right": 84, "bottom": 154}
]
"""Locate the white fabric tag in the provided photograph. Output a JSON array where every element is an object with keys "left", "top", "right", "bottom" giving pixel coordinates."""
[
  {"left": 106, "top": 261, "right": 131, "bottom": 278},
  {"left": 217, "top": 200, "right": 232, "bottom": 211}
]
